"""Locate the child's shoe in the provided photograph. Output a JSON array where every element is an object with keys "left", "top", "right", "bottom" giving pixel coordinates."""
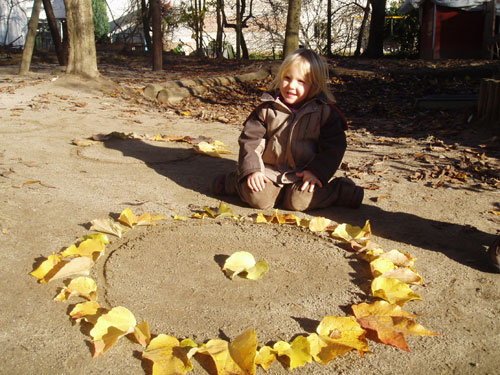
[
  {"left": 211, "top": 174, "right": 227, "bottom": 195},
  {"left": 488, "top": 236, "right": 500, "bottom": 273}
]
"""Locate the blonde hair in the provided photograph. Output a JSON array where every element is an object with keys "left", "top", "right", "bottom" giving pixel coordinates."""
[{"left": 270, "top": 48, "right": 335, "bottom": 103}]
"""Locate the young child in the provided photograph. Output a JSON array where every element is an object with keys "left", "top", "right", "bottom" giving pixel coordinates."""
[{"left": 212, "top": 48, "right": 363, "bottom": 211}]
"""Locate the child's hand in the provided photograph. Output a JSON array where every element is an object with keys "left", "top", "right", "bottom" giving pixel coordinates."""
[
  {"left": 247, "top": 172, "right": 269, "bottom": 192},
  {"left": 296, "top": 170, "right": 323, "bottom": 192}
]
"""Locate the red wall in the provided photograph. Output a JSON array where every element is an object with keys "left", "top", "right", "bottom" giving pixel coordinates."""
[{"left": 420, "top": 3, "right": 485, "bottom": 59}]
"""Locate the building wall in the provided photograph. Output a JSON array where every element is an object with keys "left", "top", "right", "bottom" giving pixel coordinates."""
[{"left": 420, "top": 2, "right": 486, "bottom": 59}]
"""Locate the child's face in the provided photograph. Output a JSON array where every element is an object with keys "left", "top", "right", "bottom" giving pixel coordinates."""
[{"left": 280, "top": 63, "right": 312, "bottom": 106}]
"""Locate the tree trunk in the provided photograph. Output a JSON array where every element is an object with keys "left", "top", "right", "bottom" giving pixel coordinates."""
[
  {"left": 364, "top": 0, "right": 386, "bottom": 58},
  {"left": 63, "top": 0, "right": 99, "bottom": 78},
  {"left": 216, "top": 0, "right": 224, "bottom": 58},
  {"left": 42, "top": 0, "right": 66, "bottom": 65},
  {"left": 236, "top": 0, "right": 241, "bottom": 58},
  {"left": 151, "top": 0, "right": 162, "bottom": 71},
  {"left": 141, "top": 0, "right": 152, "bottom": 51},
  {"left": 19, "top": 0, "right": 43, "bottom": 75},
  {"left": 355, "top": 1, "right": 371, "bottom": 57},
  {"left": 326, "top": 0, "right": 332, "bottom": 57},
  {"left": 283, "top": 0, "right": 302, "bottom": 57}
]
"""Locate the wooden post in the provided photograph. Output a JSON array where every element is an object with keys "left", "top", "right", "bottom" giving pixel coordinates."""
[
  {"left": 482, "top": 0, "right": 497, "bottom": 59},
  {"left": 477, "top": 79, "right": 500, "bottom": 127}
]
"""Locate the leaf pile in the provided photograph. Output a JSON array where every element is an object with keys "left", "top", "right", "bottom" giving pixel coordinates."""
[{"left": 31, "top": 203, "right": 438, "bottom": 374}]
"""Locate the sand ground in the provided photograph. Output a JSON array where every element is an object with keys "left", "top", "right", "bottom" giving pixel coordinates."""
[{"left": 0, "top": 64, "right": 499, "bottom": 375}]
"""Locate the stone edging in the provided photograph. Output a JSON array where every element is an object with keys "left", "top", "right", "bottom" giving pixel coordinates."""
[{"left": 143, "top": 68, "right": 274, "bottom": 104}]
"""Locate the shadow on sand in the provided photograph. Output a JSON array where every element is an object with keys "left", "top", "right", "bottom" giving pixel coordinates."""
[{"left": 104, "top": 137, "right": 497, "bottom": 273}]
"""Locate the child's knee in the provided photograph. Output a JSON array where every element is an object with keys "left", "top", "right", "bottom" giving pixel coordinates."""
[
  {"left": 245, "top": 194, "right": 275, "bottom": 210},
  {"left": 240, "top": 185, "right": 277, "bottom": 210}
]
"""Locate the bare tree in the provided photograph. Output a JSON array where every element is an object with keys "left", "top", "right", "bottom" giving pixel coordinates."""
[
  {"left": 63, "top": 0, "right": 99, "bottom": 78},
  {"left": 222, "top": 0, "right": 254, "bottom": 58}
]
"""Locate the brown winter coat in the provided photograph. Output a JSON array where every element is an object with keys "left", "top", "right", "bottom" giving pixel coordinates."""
[{"left": 238, "top": 92, "right": 347, "bottom": 186}]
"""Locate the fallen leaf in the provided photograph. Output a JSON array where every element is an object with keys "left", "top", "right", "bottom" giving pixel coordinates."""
[
  {"left": 133, "top": 322, "right": 151, "bottom": 347},
  {"left": 381, "top": 267, "right": 423, "bottom": 285},
  {"left": 194, "top": 141, "right": 231, "bottom": 157},
  {"left": 273, "top": 336, "right": 312, "bottom": 370},
  {"left": 48, "top": 256, "right": 95, "bottom": 282},
  {"left": 308, "top": 217, "right": 334, "bottom": 232},
  {"left": 30, "top": 253, "right": 63, "bottom": 283},
  {"left": 69, "top": 301, "right": 105, "bottom": 324},
  {"left": 54, "top": 276, "right": 97, "bottom": 301},
  {"left": 379, "top": 249, "right": 416, "bottom": 267},
  {"left": 255, "top": 346, "right": 276, "bottom": 371},
  {"left": 376, "top": 194, "right": 391, "bottom": 202},
  {"left": 371, "top": 276, "right": 422, "bottom": 306},
  {"left": 223, "top": 251, "right": 269, "bottom": 280},
  {"left": 90, "top": 217, "right": 124, "bottom": 237},
  {"left": 196, "top": 330, "right": 257, "bottom": 375},
  {"left": 142, "top": 334, "right": 194, "bottom": 375},
  {"left": 331, "top": 220, "right": 371, "bottom": 243},
  {"left": 308, "top": 316, "right": 370, "bottom": 364},
  {"left": 352, "top": 301, "right": 438, "bottom": 351},
  {"left": 60, "top": 238, "right": 106, "bottom": 262},
  {"left": 90, "top": 306, "right": 137, "bottom": 358}
]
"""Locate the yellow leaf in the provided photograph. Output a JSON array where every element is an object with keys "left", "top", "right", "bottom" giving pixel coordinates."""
[
  {"left": 307, "top": 316, "right": 369, "bottom": 364},
  {"left": 379, "top": 249, "right": 416, "bottom": 267},
  {"left": 331, "top": 220, "right": 371, "bottom": 242},
  {"left": 60, "top": 238, "right": 106, "bottom": 262},
  {"left": 203, "top": 206, "right": 216, "bottom": 218},
  {"left": 81, "top": 232, "right": 110, "bottom": 244},
  {"left": 119, "top": 208, "right": 138, "bottom": 227},
  {"left": 255, "top": 213, "right": 268, "bottom": 224},
  {"left": 194, "top": 141, "right": 231, "bottom": 158},
  {"left": 370, "top": 257, "right": 396, "bottom": 277},
  {"left": 133, "top": 321, "right": 151, "bottom": 347},
  {"left": 54, "top": 276, "right": 97, "bottom": 302},
  {"left": 246, "top": 260, "right": 269, "bottom": 281},
  {"left": 90, "top": 217, "right": 124, "bottom": 237},
  {"left": 90, "top": 306, "right": 137, "bottom": 357},
  {"left": 255, "top": 346, "right": 276, "bottom": 371},
  {"left": 381, "top": 266, "right": 423, "bottom": 285},
  {"left": 299, "top": 218, "right": 311, "bottom": 228},
  {"left": 69, "top": 301, "right": 105, "bottom": 324},
  {"left": 488, "top": 209, "right": 500, "bottom": 216},
  {"left": 174, "top": 214, "right": 188, "bottom": 221},
  {"left": 216, "top": 203, "right": 234, "bottom": 218},
  {"left": 196, "top": 339, "right": 243, "bottom": 375},
  {"left": 308, "top": 216, "right": 334, "bottom": 232},
  {"left": 316, "top": 316, "right": 369, "bottom": 354},
  {"left": 273, "top": 336, "right": 311, "bottom": 370},
  {"left": 30, "top": 253, "right": 63, "bottom": 283},
  {"left": 277, "top": 213, "right": 301, "bottom": 225},
  {"left": 352, "top": 301, "right": 438, "bottom": 351},
  {"left": 371, "top": 276, "right": 422, "bottom": 306},
  {"left": 223, "top": 251, "right": 268, "bottom": 280},
  {"left": 228, "top": 329, "right": 258, "bottom": 375},
  {"left": 142, "top": 334, "right": 194, "bottom": 375}
]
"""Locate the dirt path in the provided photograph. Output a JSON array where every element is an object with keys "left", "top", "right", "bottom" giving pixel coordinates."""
[{"left": 0, "top": 63, "right": 499, "bottom": 375}]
